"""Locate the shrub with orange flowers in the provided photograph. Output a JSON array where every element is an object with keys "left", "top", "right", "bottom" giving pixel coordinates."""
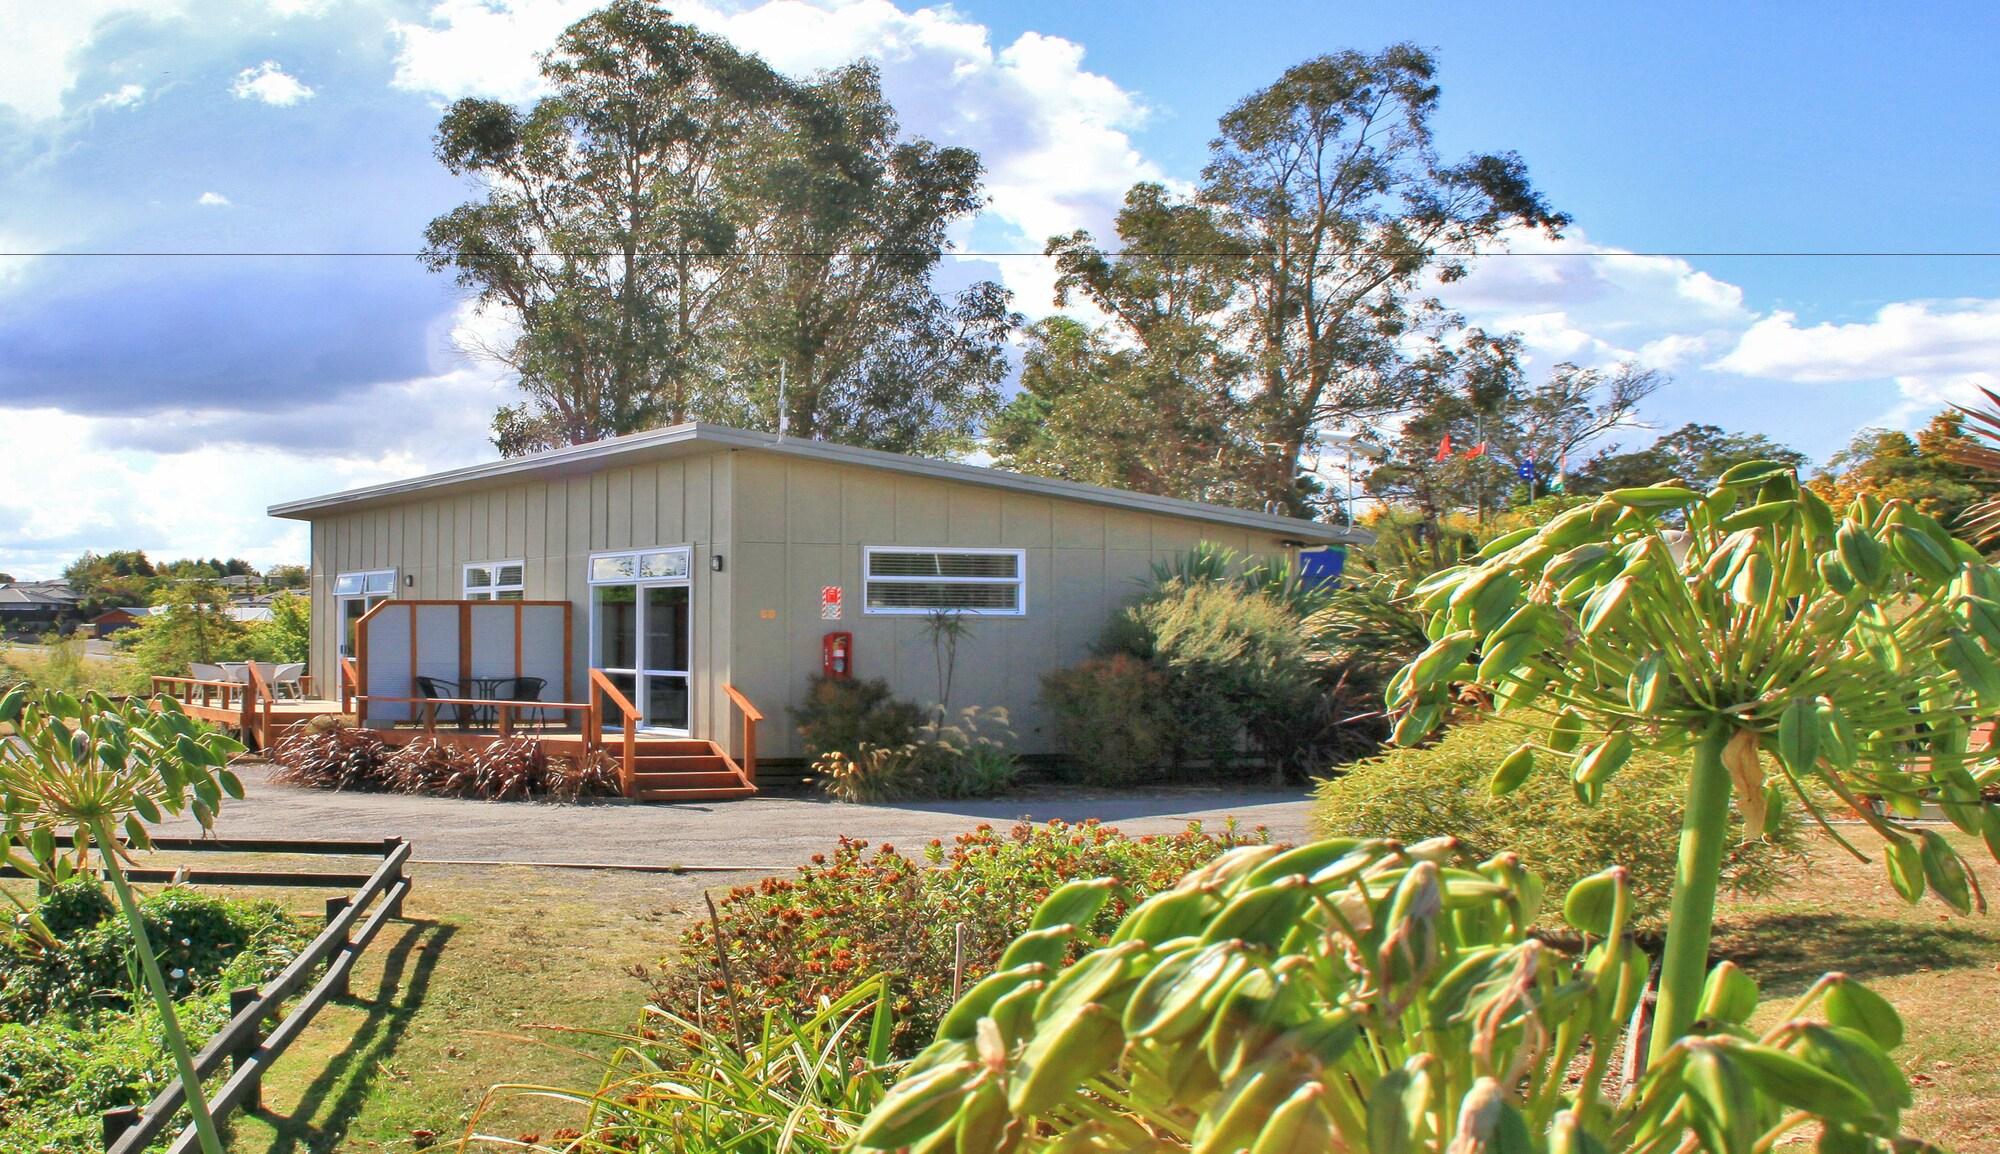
[{"left": 646, "top": 819, "right": 1265, "bottom": 1057}]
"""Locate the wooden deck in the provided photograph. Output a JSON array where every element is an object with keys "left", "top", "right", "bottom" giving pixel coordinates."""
[{"left": 156, "top": 669, "right": 762, "bottom": 803}]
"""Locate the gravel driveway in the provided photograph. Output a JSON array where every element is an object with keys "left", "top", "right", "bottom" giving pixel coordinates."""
[{"left": 152, "top": 763, "right": 1317, "bottom": 870}]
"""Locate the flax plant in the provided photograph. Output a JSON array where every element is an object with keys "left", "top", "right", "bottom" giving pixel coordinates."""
[
  {"left": 0, "top": 685, "right": 246, "bottom": 1154},
  {"left": 1387, "top": 461, "right": 2000, "bottom": 1060}
]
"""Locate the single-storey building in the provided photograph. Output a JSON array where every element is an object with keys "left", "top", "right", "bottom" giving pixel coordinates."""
[
  {"left": 0, "top": 581, "right": 81, "bottom": 636},
  {"left": 266, "top": 423, "right": 1364, "bottom": 796}
]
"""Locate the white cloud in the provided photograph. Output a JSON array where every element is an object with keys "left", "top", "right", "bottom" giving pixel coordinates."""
[
  {"left": 389, "top": 0, "right": 1158, "bottom": 317},
  {"left": 97, "top": 83, "right": 147, "bottom": 109},
  {"left": 1439, "top": 227, "right": 1754, "bottom": 375},
  {"left": 0, "top": 1, "right": 180, "bottom": 120},
  {"left": 1709, "top": 300, "right": 2000, "bottom": 425},
  {"left": 195, "top": 190, "right": 231, "bottom": 206},
  {"left": 231, "top": 60, "right": 315, "bottom": 106}
]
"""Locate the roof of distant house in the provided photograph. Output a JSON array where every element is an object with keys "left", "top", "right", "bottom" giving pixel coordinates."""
[
  {"left": 269, "top": 421, "right": 1369, "bottom": 546},
  {"left": 0, "top": 581, "right": 79, "bottom": 607}
]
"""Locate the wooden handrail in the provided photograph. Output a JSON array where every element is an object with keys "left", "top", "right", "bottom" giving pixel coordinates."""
[
  {"left": 588, "top": 669, "right": 639, "bottom": 796},
  {"left": 339, "top": 656, "right": 360, "bottom": 713},
  {"left": 723, "top": 684, "right": 763, "bottom": 787},
  {"left": 243, "top": 663, "right": 274, "bottom": 753}
]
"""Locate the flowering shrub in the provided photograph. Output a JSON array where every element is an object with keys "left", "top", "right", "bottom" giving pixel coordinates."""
[{"left": 647, "top": 821, "right": 1266, "bottom": 1057}]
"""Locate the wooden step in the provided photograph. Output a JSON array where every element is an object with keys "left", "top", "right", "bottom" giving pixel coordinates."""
[
  {"left": 632, "top": 753, "right": 731, "bottom": 773},
  {"left": 632, "top": 785, "right": 759, "bottom": 802},
  {"left": 631, "top": 770, "right": 753, "bottom": 791}
]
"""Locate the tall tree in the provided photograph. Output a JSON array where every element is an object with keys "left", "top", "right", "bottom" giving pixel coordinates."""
[
  {"left": 422, "top": 1, "right": 1010, "bottom": 456},
  {"left": 1048, "top": 46, "right": 1566, "bottom": 515},
  {"left": 712, "top": 63, "right": 1014, "bottom": 455}
]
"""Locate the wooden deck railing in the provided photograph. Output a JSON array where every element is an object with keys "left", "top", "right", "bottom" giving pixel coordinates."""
[
  {"left": 347, "top": 695, "right": 592, "bottom": 738},
  {"left": 724, "top": 684, "right": 763, "bottom": 787},
  {"left": 588, "top": 669, "right": 640, "bottom": 795},
  {"left": 339, "top": 656, "right": 360, "bottom": 715},
  {"left": 150, "top": 675, "right": 249, "bottom": 711}
]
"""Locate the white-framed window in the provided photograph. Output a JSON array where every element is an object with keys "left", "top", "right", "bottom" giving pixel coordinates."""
[
  {"left": 588, "top": 546, "right": 691, "bottom": 584},
  {"left": 862, "top": 547, "right": 1026, "bottom": 616},
  {"left": 334, "top": 568, "right": 396, "bottom": 658},
  {"left": 463, "top": 560, "right": 525, "bottom": 601}
]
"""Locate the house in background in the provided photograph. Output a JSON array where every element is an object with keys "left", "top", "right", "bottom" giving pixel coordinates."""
[
  {"left": 264, "top": 423, "right": 1365, "bottom": 799},
  {"left": 0, "top": 581, "right": 81, "bottom": 637}
]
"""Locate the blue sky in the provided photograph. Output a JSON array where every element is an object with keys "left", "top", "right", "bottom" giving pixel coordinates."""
[{"left": 1, "top": 0, "right": 1995, "bottom": 578}]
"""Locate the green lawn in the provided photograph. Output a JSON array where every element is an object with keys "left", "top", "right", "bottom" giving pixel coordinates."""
[{"left": 1720, "top": 828, "right": 2000, "bottom": 1153}]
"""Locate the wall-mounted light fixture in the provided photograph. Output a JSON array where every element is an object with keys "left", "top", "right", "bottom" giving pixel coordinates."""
[
  {"left": 405, "top": 574, "right": 416, "bottom": 588},
  {"left": 710, "top": 554, "right": 725, "bottom": 572}
]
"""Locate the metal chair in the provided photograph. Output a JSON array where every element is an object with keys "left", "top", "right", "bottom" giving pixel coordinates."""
[
  {"left": 414, "top": 675, "right": 468, "bottom": 730},
  {"left": 490, "top": 676, "right": 549, "bottom": 730}
]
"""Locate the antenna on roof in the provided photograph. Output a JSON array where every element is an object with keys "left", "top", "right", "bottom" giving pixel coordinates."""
[{"left": 776, "top": 361, "right": 788, "bottom": 442}]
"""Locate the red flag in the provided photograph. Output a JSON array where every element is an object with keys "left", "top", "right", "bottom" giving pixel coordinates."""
[
  {"left": 1463, "top": 441, "right": 1488, "bottom": 459},
  {"left": 1434, "top": 434, "right": 1453, "bottom": 462}
]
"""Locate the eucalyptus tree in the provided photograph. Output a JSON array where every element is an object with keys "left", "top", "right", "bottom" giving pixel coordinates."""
[
  {"left": 1391, "top": 462, "right": 2000, "bottom": 1060},
  {"left": 1048, "top": 46, "right": 1567, "bottom": 515},
  {"left": 0, "top": 687, "right": 246, "bottom": 1154},
  {"left": 423, "top": 1, "right": 1012, "bottom": 457}
]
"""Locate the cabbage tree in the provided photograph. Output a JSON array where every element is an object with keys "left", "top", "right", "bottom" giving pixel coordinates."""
[
  {"left": 1390, "top": 462, "right": 2000, "bottom": 1060},
  {"left": 0, "top": 686, "right": 245, "bottom": 1154}
]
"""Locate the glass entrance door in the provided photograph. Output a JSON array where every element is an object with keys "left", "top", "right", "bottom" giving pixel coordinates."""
[{"left": 589, "top": 548, "right": 694, "bottom": 734}]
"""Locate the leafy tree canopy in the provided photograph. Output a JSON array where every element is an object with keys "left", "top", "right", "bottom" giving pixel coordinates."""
[
  {"left": 1022, "top": 45, "right": 1565, "bottom": 516},
  {"left": 422, "top": 0, "right": 1013, "bottom": 457},
  {"left": 1573, "top": 422, "right": 1807, "bottom": 493},
  {"left": 1810, "top": 411, "right": 1996, "bottom": 527}
]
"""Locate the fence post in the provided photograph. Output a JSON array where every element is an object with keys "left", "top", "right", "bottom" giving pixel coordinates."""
[
  {"left": 324, "top": 896, "right": 351, "bottom": 998},
  {"left": 383, "top": 837, "right": 407, "bottom": 919},
  {"left": 102, "top": 1106, "right": 139, "bottom": 1150},
  {"left": 230, "top": 986, "right": 264, "bottom": 1112}
]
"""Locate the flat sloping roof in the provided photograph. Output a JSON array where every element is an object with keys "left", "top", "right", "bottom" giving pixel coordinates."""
[{"left": 269, "top": 422, "right": 1367, "bottom": 546}]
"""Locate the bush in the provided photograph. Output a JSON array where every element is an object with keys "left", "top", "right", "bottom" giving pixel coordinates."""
[
  {"left": 0, "top": 881, "right": 309, "bottom": 1026},
  {"left": 1038, "top": 654, "right": 1173, "bottom": 786},
  {"left": 791, "top": 674, "right": 924, "bottom": 763},
  {"left": 647, "top": 820, "right": 1264, "bottom": 1057},
  {"left": 808, "top": 702, "right": 1021, "bottom": 803},
  {"left": 269, "top": 727, "right": 622, "bottom": 801},
  {"left": 1312, "top": 721, "right": 1808, "bottom": 929}
]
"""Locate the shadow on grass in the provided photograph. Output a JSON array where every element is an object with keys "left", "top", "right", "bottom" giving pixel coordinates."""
[
  {"left": 1716, "top": 910, "right": 1990, "bottom": 995},
  {"left": 235, "top": 917, "right": 455, "bottom": 1154}
]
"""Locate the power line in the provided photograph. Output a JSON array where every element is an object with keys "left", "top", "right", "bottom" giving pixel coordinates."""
[{"left": 5, "top": 249, "right": 2000, "bottom": 259}]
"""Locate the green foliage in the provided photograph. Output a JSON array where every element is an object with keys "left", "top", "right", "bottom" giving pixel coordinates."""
[
  {"left": 1392, "top": 462, "right": 2000, "bottom": 1058},
  {"left": 1813, "top": 412, "right": 1996, "bottom": 528},
  {"left": 0, "top": 1002, "right": 233, "bottom": 1154},
  {"left": 0, "top": 636, "right": 148, "bottom": 696},
  {"left": 244, "top": 590, "right": 310, "bottom": 663},
  {"left": 424, "top": 0, "right": 1011, "bottom": 456},
  {"left": 120, "top": 583, "right": 253, "bottom": 675},
  {"left": 1036, "top": 47, "right": 1565, "bottom": 516},
  {"left": 1576, "top": 422, "right": 1810, "bottom": 494},
  {"left": 0, "top": 881, "right": 308, "bottom": 1025},
  {"left": 470, "top": 976, "right": 897, "bottom": 1154},
  {"left": 1039, "top": 655, "right": 1174, "bottom": 787},
  {"left": 856, "top": 838, "right": 1927, "bottom": 1154},
  {"left": 648, "top": 821, "right": 1262, "bottom": 1058},
  {"left": 1313, "top": 722, "right": 1806, "bottom": 929},
  {"left": 791, "top": 675, "right": 924, "bottom": 762}
]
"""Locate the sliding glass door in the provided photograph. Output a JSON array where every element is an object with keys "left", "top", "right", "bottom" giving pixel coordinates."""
[{"left": 589, "top": 548, "right": 693, "bottom": 734}]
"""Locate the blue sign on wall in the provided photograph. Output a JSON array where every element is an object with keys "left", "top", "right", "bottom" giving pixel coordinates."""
[{"left": 1298, "top": 547, "right": 1347, "bottom": 589}]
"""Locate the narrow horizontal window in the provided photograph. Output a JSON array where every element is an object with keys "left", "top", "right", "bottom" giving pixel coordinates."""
[
  {"left": 464, "top": 560, "right": 525, "bottom": 601},
  {"left": 863, "top": 548, "right": 1026, "bottom": 616},
  {"left": 589, "top": 547, "right": 691, "bottom": 585}
]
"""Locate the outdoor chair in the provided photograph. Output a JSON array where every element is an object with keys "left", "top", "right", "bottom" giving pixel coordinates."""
[
  {"left": 189, "top": 663, "right": 228, "bottom": 705},
  {"left": 414, "top": 675, "right": 469, "bottom": 730},
  {"left": 248, "top": 661, "right": 282, "bottom": 695},
  {"left": 497, "top": 676, "right": 549, "bottom": 729},
  {"left": 270, "top": 662, "right": 306, "bottom": 699}
]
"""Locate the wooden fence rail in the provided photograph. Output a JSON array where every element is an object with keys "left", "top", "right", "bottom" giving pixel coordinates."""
[{"left": 22, "top": 836, "right": 417, "bottom": 1154}]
